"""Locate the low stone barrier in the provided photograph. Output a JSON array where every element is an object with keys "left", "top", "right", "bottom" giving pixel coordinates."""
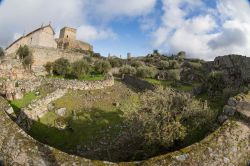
[
  {"left": 46, "top": 75, "right": 114, "bottom": 90},
  {"left": 20, "top": 89, "right": 67, "bottom": 119}
]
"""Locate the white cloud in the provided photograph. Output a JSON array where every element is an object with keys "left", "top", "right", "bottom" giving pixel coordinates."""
[
  {"left": 152, "top": 0, "right": 250, "bottom": 60},
  {"left": 86, "top": 0, "right": 157, "bottom": 21},
  {"left": 0, "top": 0, "right": 156, "bottom": 48},
  {"left": 77, "top": 25, "right": 117, "bottom": 42}
]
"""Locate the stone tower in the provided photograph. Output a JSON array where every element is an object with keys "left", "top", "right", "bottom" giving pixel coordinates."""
[{"left": 59, "top": 27, "right": 76, "bottom": 40}]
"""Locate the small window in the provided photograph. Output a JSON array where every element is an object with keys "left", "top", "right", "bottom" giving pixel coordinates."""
[{"left": 67, "top": 35, "right": 69, "bottom": 38}]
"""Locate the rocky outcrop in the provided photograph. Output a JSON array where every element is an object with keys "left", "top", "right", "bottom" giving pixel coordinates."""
[{"left": 207, "top": 55, "right": 250, "bottom": 87}]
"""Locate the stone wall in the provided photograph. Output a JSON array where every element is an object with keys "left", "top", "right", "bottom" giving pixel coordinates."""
[
  {"left": 46, "top": 75, "right": 114, "bottom": 90},
  {"left": 5, "top": 25, "right": 57, "bottom": 55},
  {"left": 30, "top": 46, "right": 85, "bottom": 75}
]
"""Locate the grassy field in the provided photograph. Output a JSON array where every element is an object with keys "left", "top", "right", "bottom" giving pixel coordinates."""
[
  {"left": 29, "top": 82, "right": 140, "bottom": 157},
  {"left": 144, "top": 78, "right": 201, "bottom": 91},
  {"left": 9, "top": 84, "right": 56, "bottom": 113}
]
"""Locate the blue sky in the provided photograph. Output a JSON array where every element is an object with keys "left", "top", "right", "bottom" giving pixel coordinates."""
[{"left": 0, "top": 0, "right": 250, "bottom": 60}]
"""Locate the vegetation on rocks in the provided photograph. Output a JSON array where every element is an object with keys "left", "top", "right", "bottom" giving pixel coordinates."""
[{"left": 0, "top": 47, "right": 4, "bottom": 58}]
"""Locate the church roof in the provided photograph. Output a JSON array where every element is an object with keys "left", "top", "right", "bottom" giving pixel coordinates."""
[{"left": 6, "top": 24, "right": 55, "bottom": 50}]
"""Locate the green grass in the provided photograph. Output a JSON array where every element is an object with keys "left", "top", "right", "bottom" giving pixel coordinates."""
[
  {"left": 144, "top": 78, "right": 201, "bottom": 92},
  {"left": 47, "top": 74, "right": 105, "bottom": 81},
  {"left": 144, "top": 78, "right": 172, "bottom": 88},
  {"left": 10, "top": 92, "right": 36, "bottom": 112},
  {"left": 29, "top": 82, "right": 140, "bottom": 154},
  {"left": 81, "top": 74, "right": 105, "bottom": 81}
]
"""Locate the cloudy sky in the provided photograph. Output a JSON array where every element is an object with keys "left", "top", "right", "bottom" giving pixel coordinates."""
[{"left": 0, "top": 0, "right": 250, "bottom": 60}]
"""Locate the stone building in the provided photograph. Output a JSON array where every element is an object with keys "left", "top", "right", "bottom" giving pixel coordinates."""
[
  {"left": 5, "top": 25, "right": 57, "bottom": 55},
  {"left": 5, "top": 25, "right": 93, "bottom": 55},
  {"left": 56, "top": 27, "right": 93, "bottom": 51}
]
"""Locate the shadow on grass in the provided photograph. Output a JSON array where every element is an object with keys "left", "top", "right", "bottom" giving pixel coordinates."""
[{"left": 25, "top": 108, "right": 124, "bottom": 161}]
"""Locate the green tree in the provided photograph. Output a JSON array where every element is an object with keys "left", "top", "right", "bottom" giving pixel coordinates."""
[
  {"left": 71, "top": 60, "right": 90, "bottom": 79},
  {"left": 94, "top": 60, "right": 111, "bottom": 74},
  {"left": 16, "top": 45, "right": 33, "bottom": 70},
  {"left": 17, "top": 45, "right": 31, "bottom": 59},
  {"left": 53, "top": 58, "right": 71, "bottom": 76}
]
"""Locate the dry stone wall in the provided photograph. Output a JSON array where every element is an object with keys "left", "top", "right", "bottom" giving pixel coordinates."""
[
  {"left": 20, "top": 89, "right": 67, "bottom": 121},
  {"left": 46, "top": 75, "right": 114, "bottom": 90},
  {"left": 30, "top": 46, "right": 85, "bottom": 75}
]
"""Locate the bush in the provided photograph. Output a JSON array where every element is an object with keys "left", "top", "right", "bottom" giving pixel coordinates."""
[
  {"left": 109, "top": 58, "right": 123, "bottom": 68},
  {"left": 169, "top": 60, "right": 181, "bottom": 69},
  {"left": 71, "top": 60, "right": 90, "bottom": 79},
  {"left": 207, "top": 71, "right": 225, "bottom": 93},
  {"left": 136, "top": 66, "right": 157, "bottom": 78},
  {"left": 119, "top": 65, "right": 136, "bottom": 75},
  {"left": 44, "top": 62, "right": 53, "bottom": 74},
  {"left": 0, "top": 47, "right": 4, "bottom": 58},
  {"left": 17, "top": 45, "right": 31, "bottom": 59},
  {"left": 94, "top": 60, "right": 111, "bottom": 74},
  {"left": 168, "top": 69, "right": 181, "bottom": 81},
  {"left": 17, "top": 45, "right": 33, "bottom": 70},
  {"left": 22, "top": 55, "right": 33, "bottom": 70},
  {"left": 159, "top": 60, "right": 169, "bottom": 70},
  {"left": 53, "top": 58, "right": 71, "bottom": 76},
  {"left": 131, "top": 60, "right": 144, "bottom": 68},
  {"left": 123, "top": 88, "right": 214, "bottom": 156}
]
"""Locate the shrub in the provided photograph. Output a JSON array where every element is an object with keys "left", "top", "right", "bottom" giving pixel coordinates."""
[
  {"left": 136, "top": 66, "right": 157, "bottom": 78},
  {"left": 119, "top": 65, "right": 136, "bottom": 75},
  {"left": 159, "top": 60, "right": 170, "bottom": 70},
  {"left": 94, "top": 60, "right": 111, "bottom": 74},
  {"left": 17, "top": 45, "right": 31, "bottom": 59},
  {"left": 0, "top": 47, "right": 4, "bottom": 58},
  {"left": 169, "top": 60, "right": 181, "bottom": 69},
  {"left": 53, "top": 58, "right": 71, "bottom": 76},
  {"left": 71, "top": 60, "right": 90, "bottom": 79},
  {"left": 109, "top": 58, "right": 123, "bottom": 68},
  {"left": 207, "top": 71, "right": 225, "bottom": 92},
  {"left": 131, "top": 60, "right": 144, "bottom": 68},
  {"left": 168, "top": 69, "right": 181, "bottom": 81},
  {"left": 123, "top": 88, "right": 214, "bottom": 154},
  {"left": 176, "top": 51, "right": 186, "bottom": 62},
  {"left": 44, "top": 62, "right": 53, "bottom": 74},
  {"left": 22, "top": 54, "right": 33, "bottom": 70},
  {"left": 17, "top": 45, "right": 33, "bottom": 70}
]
